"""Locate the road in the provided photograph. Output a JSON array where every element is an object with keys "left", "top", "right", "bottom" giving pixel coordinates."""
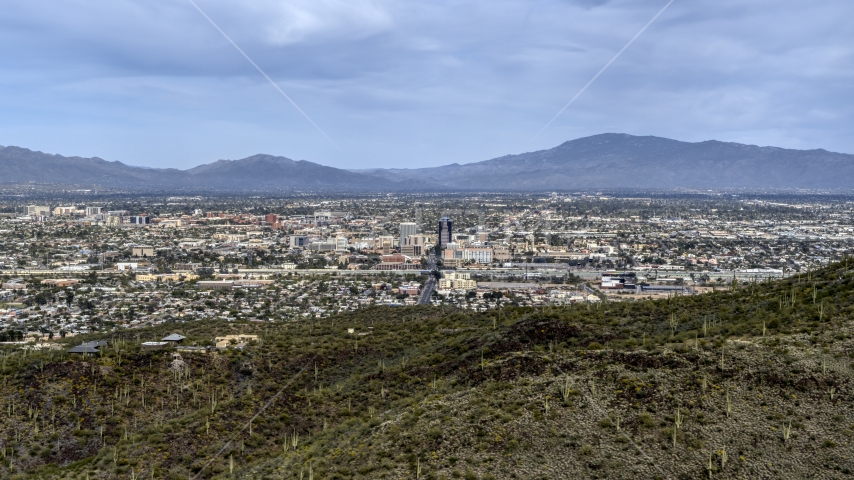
[{"left": 417, "top": 251, "right": 439, "bottom": 305}]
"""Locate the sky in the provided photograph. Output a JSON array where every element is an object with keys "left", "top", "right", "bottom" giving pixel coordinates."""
[{"left": 0, "top": 0, "right": 852, "bottom": 170}]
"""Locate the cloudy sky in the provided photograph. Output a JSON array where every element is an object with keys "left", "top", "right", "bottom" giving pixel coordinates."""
[{"left": 1, "top": 0, "right": 852, "bottom": 169}]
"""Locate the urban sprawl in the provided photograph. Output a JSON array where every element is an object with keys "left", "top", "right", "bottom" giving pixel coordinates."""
[{"left": 1, "top": 193, "right": 852, "bottom": 344}]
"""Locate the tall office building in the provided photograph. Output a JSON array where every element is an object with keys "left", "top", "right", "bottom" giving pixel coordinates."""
[
  {"left": 402, "top": 235, "right": 427, "bottom": 256},
  {"left": 399, "top": 222, "right": 418, "bottom": 247},
  {"left": 335, "top": 235, "right": 349, "bottom": 252},
  {"left": 378, "top": 235, "right": 395, "bottom": 255},
  {"left": 438, "top": 217, "right": 453, "bottom": 249},
  {"left": 289, "top": 235, "right": 309, "bottom": 248}
]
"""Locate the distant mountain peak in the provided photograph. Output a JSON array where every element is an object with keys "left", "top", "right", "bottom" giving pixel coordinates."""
[
  {"left": 0, "top": 133, "right": 851, "bottom": 191},
  {"left": 364, "top": 133, "right": 854, "bottom": 190}
]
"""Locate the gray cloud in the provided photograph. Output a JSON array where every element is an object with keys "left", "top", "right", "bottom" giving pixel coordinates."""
[
  {"left": 0, "top": 0, "right": 851, "bottom": 169},
  {"left": 567, "top": 0, "right": 613, "bottom": 9}
]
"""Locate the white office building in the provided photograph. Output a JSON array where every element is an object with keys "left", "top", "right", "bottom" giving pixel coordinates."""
[{"left": 399, "top": 222, "right": 418, "bottom": 248}]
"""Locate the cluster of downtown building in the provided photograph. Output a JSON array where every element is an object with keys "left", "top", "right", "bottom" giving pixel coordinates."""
[
  {"left": 6, "top": 196, "right": 854, "bottom": 280},
  {"left": 22, "top": 205, "right": 153, "bottom": 225}
]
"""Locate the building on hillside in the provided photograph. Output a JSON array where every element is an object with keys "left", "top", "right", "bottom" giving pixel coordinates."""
[
  {"left": 215, "top": 334, "right": 258, "bottom": 349},
  {"left": 162, "top": 334, "right": 186, "bottom": 344},
  {"left": 68, "top": 340, "right": 108, "bottom": 355}
]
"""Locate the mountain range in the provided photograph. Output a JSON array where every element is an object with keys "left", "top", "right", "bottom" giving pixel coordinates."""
[
  {"left": 0, "top": 147, "right": 387, "bottom": 190},
  {"left": 1, "top": 133, "right": 852, "bottom": 191}
]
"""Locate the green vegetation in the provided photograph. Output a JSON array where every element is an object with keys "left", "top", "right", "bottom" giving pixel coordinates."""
[{"left": 1, "top": 261, "right": 854, "bottom": 479}]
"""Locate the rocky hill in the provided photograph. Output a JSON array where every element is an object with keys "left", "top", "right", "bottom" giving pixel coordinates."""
[{"left": 1, "top": 262, "right": 853, "bottom": 479}]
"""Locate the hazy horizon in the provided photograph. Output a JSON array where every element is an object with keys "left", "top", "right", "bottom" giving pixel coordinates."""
[
  {"left": 3, "top": 132, "right": 852, "bottom": 174},
  {"left": 1, "top": 0, "right": 852, "bottom": 170}
]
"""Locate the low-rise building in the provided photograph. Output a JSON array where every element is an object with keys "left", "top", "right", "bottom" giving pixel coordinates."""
[
  {"left": 463, "top": 246, "right": 492, "bottom": 264},
  {"left": 132, "top": 246, "right": 154, "bottom": 257},
  {"left": 136, "top": 273, "right": 199, "bottom": 283},
  {"left": 439, "top": 271, "right": 477, "bottom": 290},
  {"left": 41, "top": 279, "right": 80, "bottom": 287},
  {"left": 197, "top": 280, "right": 234, "bottom": 290},
  {"left": 53, "top": 206, "right": 79, "bottom": 216},
  {"left": 1, "top": 281, "right": 27, "bottom": 290},
  {"left": 162, "top": 333, "right": 186, "bottom": 344}
]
